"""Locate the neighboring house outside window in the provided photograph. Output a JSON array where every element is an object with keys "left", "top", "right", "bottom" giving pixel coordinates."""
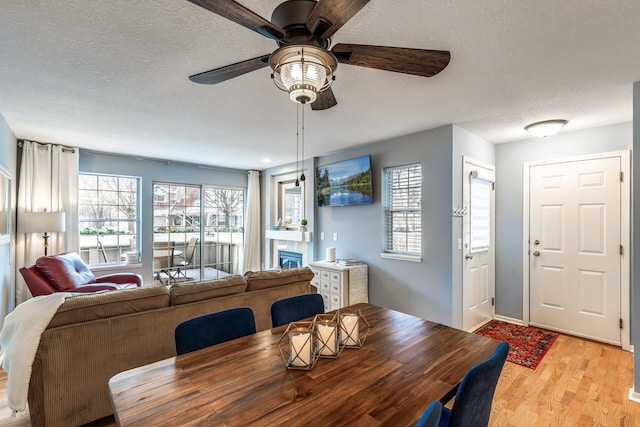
[
  {"left": 382, "top": 163, "right": 422, "bottom": 261},
  {"left": 78, "top": 173, "right": 140, "bottom": 265}
]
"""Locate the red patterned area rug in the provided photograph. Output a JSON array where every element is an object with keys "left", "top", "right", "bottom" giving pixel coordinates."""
[{"left": 473, "top": 320, "right": 559, "bottom": 370}]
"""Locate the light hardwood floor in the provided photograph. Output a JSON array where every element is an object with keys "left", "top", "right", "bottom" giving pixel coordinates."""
[{"left": 0, "top": 333, "right": 637, "bottom": 426}]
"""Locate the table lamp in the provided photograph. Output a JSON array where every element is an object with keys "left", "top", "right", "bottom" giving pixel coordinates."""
[{"left": 22, "top": 209, "right": 66, "bottom": 256}]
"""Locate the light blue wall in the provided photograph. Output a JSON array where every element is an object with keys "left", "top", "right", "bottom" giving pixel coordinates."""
[
  {"left": 495, "top": 122, "right": 632, "bottom": 320},
  {"left": 0, "top": 113, "right": 17, "bottom": 322},
  {"left": 451, "top": 126, "right": 495, "bottom": 327},
  {"left": 311, "top": 125, "right": 455, "bottom": 325},
  {"left": 632, "top": 81, "right": 640, "bottom": 393},
  {"left": 79, "top": 151, "right": 248, "bottom": 284}
]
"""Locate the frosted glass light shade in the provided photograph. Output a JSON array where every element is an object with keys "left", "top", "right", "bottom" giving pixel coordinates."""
[
  {"left": 280, "top": 58, "right": 327, "bottom": 92},
  {"left": 525, "top": 120, "right": 568, "bottom": 137},
  {"left": 270, "top": 45, "right": 337, "bottom": 104},
  {"left": 22, "top": 211, "right": 66, "bottom": 233}
]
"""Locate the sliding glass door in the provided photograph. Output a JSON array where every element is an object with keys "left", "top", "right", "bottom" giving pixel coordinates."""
[{"left": 152, "top": 183, "right": 244, "bottom": 284}]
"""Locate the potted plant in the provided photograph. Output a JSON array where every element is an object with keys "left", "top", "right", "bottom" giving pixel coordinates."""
[{"left": 300, "top": 218, "right": 308, "bottom": 232}]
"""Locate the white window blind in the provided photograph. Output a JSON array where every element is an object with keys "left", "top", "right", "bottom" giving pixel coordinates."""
[
  {"left": 469, "top": 174, "right": 492, "bottom": 252},
  {"left": 383, "top": 163, "right": 421, "bottom": 255}
]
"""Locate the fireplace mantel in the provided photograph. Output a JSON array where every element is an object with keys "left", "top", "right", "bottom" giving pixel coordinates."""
[{"left": 265, "top": 230, "right": 312, "bottom": 242}]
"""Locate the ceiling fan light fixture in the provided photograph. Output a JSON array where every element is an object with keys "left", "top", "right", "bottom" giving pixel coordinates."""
[
  {"left": 525, "top": 119, "right": 568, "bottom": 138},
  {"left": 271, "top": 45, "right": 337, "bottom": 104}
]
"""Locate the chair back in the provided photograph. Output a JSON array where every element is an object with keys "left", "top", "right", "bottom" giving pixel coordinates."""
[
  {"left": 444, "top": 341, "right": 509, "bottom": 427},
  {"left": 175, "top": 307, "right": 257, "bottom": 355},
  {"left": 415, "top": 400, "right": 443, "bottom": 427},
  {"left": 153, "top": 241, "right": 175, "bottom": 269},
  {"left": 270, "top": 293, "right": 324, "bottom": 328},
  {"left": 183, "top": 237, "right": 199, "bottom": 263}
]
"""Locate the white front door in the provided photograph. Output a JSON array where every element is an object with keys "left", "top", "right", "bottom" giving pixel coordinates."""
[
  {"left": 462, "top": 158, "right": 495, "bottom": 332},
  {"left": 529, "top": 156, "right": 621, "bottom": 345}
]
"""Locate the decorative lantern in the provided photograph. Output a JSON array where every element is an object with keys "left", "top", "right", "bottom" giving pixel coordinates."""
[
  {"left": 278, "top": 321, "right": 317, "bottom": 370},
  {"left": 338, "top": 309, "right": 371, "bottom": 349}
]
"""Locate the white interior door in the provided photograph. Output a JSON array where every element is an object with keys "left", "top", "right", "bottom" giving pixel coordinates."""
[
  {"left": 529, "top": 156, "right": 621, "bottom": 345},
  {"left": 462, "top": 158, "right": 495, "bottom": 332}
]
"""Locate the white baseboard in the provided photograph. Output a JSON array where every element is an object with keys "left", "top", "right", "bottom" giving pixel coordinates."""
[
  {"left": 629, "top": 387, "right": 640, "bottom": 403},
  {"left": 493, "top": 314, "right": 523, "bottom": 326}
]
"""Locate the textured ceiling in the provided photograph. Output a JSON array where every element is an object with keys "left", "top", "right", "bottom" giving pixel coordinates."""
[{"left": 1, "top": 0, "right": 639, "bottom": 170}]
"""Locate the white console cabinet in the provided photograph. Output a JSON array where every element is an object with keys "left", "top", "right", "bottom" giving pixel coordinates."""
[{"left": 308, "top": 261, "right": 368, "bottom": 312}]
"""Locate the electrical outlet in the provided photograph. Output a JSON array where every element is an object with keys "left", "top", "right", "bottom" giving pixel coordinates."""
[
  {"left": 333, "top": 232, "right": 338, "bottom": 241},
  {"left": 320, "top": 232, "right": 325, "bottom": 240}
]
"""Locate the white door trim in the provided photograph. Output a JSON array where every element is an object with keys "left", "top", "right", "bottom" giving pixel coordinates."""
[{"left": 522, "top": 150, "right": 630, "bottom": 350}]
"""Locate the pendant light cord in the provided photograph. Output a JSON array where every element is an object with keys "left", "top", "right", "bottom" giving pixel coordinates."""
[
  {"left": 300, "top": 103, "right": 306, "bottom": 181},
  {"left": 295, "top": 103, "right": 300, "bottom": 186}
]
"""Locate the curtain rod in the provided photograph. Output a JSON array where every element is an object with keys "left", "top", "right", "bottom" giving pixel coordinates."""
[{"left": 17, "top": 139, "right": 76, "bottom": 153}]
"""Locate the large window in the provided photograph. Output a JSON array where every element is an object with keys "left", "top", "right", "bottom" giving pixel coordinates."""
[
  {"left": 152, "top": 183, "right": 244, "bottom": 284},
  {"left": 78, "top": 173, "right": 140, "bottom": 265},
  {"left": 383, "top": 163, "right": 422, "bottom": 258}
]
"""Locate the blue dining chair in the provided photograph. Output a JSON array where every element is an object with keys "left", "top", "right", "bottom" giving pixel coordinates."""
[
  {"left": 175, "top": 307, "right": 256, "bottom": 355},
  {"left": 439, "top": 341, "right": 509, "bottom": 427},
  {"left": 270, "top": 293, "right": 324, "bottom": 327},
  {"left": 415, "top": 400, "right": 442, "bottom": 427}
]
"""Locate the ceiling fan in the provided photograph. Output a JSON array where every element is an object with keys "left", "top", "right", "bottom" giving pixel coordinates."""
[{"left": 187, "top": 0, "right": 451, "bottom": 110}]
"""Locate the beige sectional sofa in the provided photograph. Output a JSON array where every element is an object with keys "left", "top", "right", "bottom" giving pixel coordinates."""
[{"left": 27, "top": 267, "right": 315, "bottom": 427}]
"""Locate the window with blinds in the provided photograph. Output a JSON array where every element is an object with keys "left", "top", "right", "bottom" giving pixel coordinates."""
[
  {"left": 383, "top": 163, "right": 422, "bottom": 256},
  {"left": 469, "top": 175, "right": 492, "bottom": 252}
]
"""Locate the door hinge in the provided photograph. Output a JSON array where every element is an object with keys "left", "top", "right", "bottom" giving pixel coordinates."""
[
  {"left": 620, "top": 318, "right": 623, "bottom": 329},
  {"left": 620, "top": 245, "right": 624, "bottom": 255},
  {"left": 491, "top": 297, "right": 495, "bottom": 306},
  {"left": 492, "top": 182, "right": 495, "bottom": 191},
  {"left": 620, "top": 171, "right": 624, "bottom": 182}
]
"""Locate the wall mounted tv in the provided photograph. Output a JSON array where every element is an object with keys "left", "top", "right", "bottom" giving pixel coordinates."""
[{"left": 316, "top": 155, "right": 373, "bottom": 207}]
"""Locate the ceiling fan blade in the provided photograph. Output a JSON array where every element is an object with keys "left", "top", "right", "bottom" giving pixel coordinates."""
[
  {"left": 332, "top": 43, "right": 451, "bottom": 78},
  {"left": 311, "top": 87, "right": 337, "bottom": 111},
  {"left": 189, "top": 55, "right": 270, "bottom": 85},
  {"left": 306, "top": 0, "right": 370, "bottom": 39},
  {"left": 187, "top": 0, "right": 285, "bottom": 40}
]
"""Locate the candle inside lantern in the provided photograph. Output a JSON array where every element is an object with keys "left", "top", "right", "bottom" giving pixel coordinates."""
[
  {"left": 317, "top": 321, "right": 337, "bottom": 356},
  {"left": 340, "top": 314, "right": 360, "bottom": 346},
  {"left": 290, "top": 329, "right": 312, "bottom": 367}
]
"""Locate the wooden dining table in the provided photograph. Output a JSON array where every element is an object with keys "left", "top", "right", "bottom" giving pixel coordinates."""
[{"left": 108, "top": 303, "right": 500, "bottom": 426}]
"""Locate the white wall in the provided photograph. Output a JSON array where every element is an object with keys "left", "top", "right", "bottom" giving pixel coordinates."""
[{"left": 0, "top": 113, "right": 17, "bottom": 323}]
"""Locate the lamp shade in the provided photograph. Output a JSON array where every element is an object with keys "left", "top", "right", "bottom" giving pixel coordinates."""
[{"left": 22, "top": 211, "right": 66, "bottom": 233}]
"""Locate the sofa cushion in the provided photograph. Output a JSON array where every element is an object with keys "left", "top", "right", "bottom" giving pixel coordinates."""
[
  {"left": 36, "top": 252, "right": 96, "bottom": 290},
  {"left": 244, "top": 267, "right": 314, "bottom": 292},
  {"left": 169, "top": 275, "right": 247, "bottom": 306},
  {"left": 48, "top": 286, "right": 170, "bottom": 328}
]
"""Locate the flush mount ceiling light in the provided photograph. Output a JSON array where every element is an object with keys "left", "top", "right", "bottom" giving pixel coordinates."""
[
  {"left": 525, "top": 119, "right": 568, "bottom": 138},
  {"left": 271, "top": 45, "right": 337, "bottom": 104}
]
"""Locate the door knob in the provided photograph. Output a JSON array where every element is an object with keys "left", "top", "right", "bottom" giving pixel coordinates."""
[
  {"left": 465, "top": 255, "right": 473, "bottom": 260},
  {"left": 533, "top": 251, "right": 540, "bottom": 256},
  {"left": 533, "top": 240, "right": 540, "bottom": 245}
]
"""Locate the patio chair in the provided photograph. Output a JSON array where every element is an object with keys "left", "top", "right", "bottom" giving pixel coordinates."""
[
  {"left": 153, "top": 241, "right": 175, "bottom": 283},
  {"left": 175, "top": 307, "right": 256, "bottom": 355},
  {"left": 172, "top": 237, "right": 198, "bottom": 280},
  {"left": 270, "top": 293, "right": 324, "bottom": 328}
]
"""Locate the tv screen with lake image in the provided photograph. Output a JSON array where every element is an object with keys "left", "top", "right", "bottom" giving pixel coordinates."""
[{"left": 316, "top": 155, "right": 373, "bottom": 207}]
